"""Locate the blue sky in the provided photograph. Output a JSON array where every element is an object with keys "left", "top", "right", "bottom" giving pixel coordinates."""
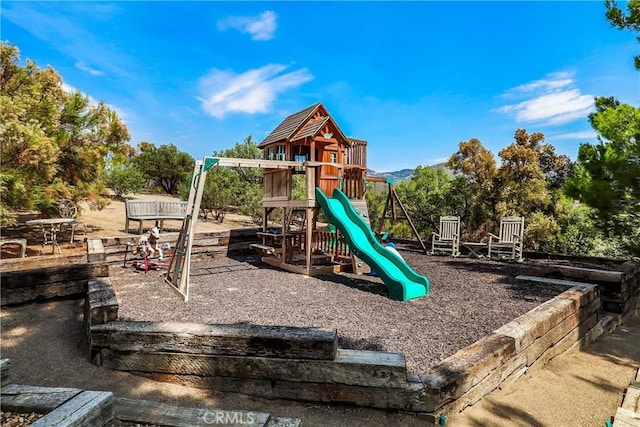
[{"left": 2, "top": 1, "right": 637, "bottom": 172}]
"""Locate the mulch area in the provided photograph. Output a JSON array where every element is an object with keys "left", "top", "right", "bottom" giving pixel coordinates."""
[{"left": 110, "top": 244, "right": 565, "bottom": 373}]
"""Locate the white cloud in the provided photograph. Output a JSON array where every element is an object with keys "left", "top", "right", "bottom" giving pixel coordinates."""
[
  {"left": 494, "top": 72, "right": 595, "bottom": 126},
  {"left": 550, "top": 130, "right": 598, "bottom": 140},
  {"left": 198, "top": 64, "right": 313, "bottom": 119},
  {"left": 3, "top": 3, "right": 133, "bottom": 78},
  {"left": 217, "top": 11, "right": 277, "bottom": 41},
  {"left": 504, "top": 71, "right": 574, "bottom": 96},
  {"left": 75, "top": 61, "right": 104, "bottom": 76}
]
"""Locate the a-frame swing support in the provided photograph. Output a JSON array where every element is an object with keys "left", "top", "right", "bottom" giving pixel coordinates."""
[
  {"left": 164, "top": 157, "right": 305, "bottom": 301},
  {"left": 373, "top": 178, "right": 428, "bottom": 254}
]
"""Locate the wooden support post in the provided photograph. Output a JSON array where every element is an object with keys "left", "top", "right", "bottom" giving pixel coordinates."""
[{"left": 305, "top": 165, "right": 316, "bottom": 275}]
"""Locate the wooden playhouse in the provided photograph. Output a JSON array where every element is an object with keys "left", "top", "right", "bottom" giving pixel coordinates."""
[{"left": 251, "top": 102, "right": 372, "bottom": 276}]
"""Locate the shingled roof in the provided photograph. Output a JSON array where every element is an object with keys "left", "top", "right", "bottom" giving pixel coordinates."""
[{"left": 258, "top": 102, "right": 348, "bottom": 148}]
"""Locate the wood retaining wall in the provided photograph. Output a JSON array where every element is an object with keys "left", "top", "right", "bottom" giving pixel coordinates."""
[
  {"left": 3, "top": 237, "right": 638, "bottom": 423},
  {"left": 521, "top": 258, "right": 640, "bottom": 321},
  {"left": 99, "top": 228, "right": 261, "bottom": 264},
  {"left": 0, "top": 253, "right": 108, "bottom": 306},
  {"left": 85, "top": 270, "right": 617, "bottom": 419},
  {"left": 0, "top": 359, "right": 301, "bottom": 426},
  {"left": 612, "top": 368, "right": 640, "bottom": 427}
]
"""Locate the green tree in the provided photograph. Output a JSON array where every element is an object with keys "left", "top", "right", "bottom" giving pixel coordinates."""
[
  {"left": 133, "top": 143, "right": 194, "bottom": 194},
  {"left": 199, "top": 136, "right": 263, "bottom": 223},
  {"left": 395, "top": 167, "right": 471, "bottom": 237},
  {"left": 605, "top": 0, "right": 640, "bottom": 69},
  {"left": 364, "top": 181, "right": 390, "bottom": 234},
  {"left": 565, "top": 98, "right": 640, "bottom": 256},
  {"left": 553, "top": 196, "right": 606, "bottom": 256},
  {"left": 104, "top": 163, "right": 146, "bottom": 198},
  {"left": 0, "top": 42, "right": 130, "bottom": 219},
  {"left": 496, "top": 130, "right": 574, "bottom": 249},
  {"left": 446, "top": 138, "right": 498, "bottom": 238},
  {"left": 199, "top": 167, "right": 240, "bottom": 222},
  {"left": 496, "top": 130, "right": 551, "bottom": 216},
  {"left": 446, "top": 132, "right": 574, "bottom": 248}
]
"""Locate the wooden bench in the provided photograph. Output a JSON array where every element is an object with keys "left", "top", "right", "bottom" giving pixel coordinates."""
[
  {"left": 0, "top": 238, "right": 27, "bottom": 258},
  {"left": 250, "top": 243, "right": 275, "bottom": 257},
  {"left": 125, "top": 200, "right": 187, "bottom": 234}
]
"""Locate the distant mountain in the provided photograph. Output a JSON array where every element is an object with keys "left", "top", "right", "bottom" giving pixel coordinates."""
[
  {"left": 367, "top": 163, "right": 454, "bottom": 183},
  {"left": 366, "top": 168, "right": 414, "bottom": 183}
]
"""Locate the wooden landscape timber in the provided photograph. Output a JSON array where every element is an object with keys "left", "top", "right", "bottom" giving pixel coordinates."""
[
  {"left": 0, "top": 358, "right": 10, "bottom": 386},
  {"left": 99, "top": 348, "right": 408, "bottom": 388},
  {"left": 84, "top": 278, "right": 119, "bottom": 329},
  {"left": 422, "top": 282, "right": 604, "bottom": 417},
  {"left": 520, "top": 258, "right": 640, "bottom": 319},
  {"left": 139, "top": 372, "right": 432, "bottom": 412},
  {"left": 84, "top": 272, "right": 610, "bottom": 417},
  {"left": 1, "top": 258, "right": 108, "bottom": 306},
  {"left": 114, "top": 397, "right": 300, "bottom": 427},
  {"left": 98, "top": 228, "right": 261, "bottom": 264},
  {"left": 90, "top": 321, "right": 339, "bottom": 360},
  {"left": 1, "top": 384, "right": 114, "bottom": 427},
  {"left": 0, "top": 360, "right": 301, "bottom": 427},
  {"left": 1, "top": 384, "right": 85, "bottom": 413},
  {"left": 612, "top": 369, "right": 640, "bottom": 427},
  {"left": 87, "top": 238, "right": 106, "bottom": 262},
  {"left": 31, "top": 390, "right": 114, "bottom": 427},
  {"left": 0, "top": 252, "right": 86, "bottom": 272}
]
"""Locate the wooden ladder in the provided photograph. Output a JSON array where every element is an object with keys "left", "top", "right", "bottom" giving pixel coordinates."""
[{"left": 164, "top": 214, "right": 192, "bottom": 299}]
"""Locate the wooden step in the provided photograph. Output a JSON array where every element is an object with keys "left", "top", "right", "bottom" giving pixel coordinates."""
[
  {"left": 1, "top": 384, "right": 84, "bottom": 413},
  {"left": 91, "top": 321, "right": 338, "bottom": 360},
  {"left": 114, "top": 397, "right": 301, "bottom": 427},
  {"left": 99, "top": 348, "right": 408, "bottom": 388},
  {"left": 31, "top": 390, "right": 114, "bottom": 427},
  {"left": 250, "top": 243, "right": 275, "bottom": 256}
]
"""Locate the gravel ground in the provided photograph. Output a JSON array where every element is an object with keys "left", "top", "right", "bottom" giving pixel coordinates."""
[
  {"left": 111, "top": 246, "right": 564, "bottom": 373},
  {"left": 0, "top": 411, "right": 43, "bottom": 426}
]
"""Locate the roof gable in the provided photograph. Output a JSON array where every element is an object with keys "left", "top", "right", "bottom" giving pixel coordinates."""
[
  {"left": 258, "top": 102, "right": 349, "bottom": 148},
  {"left": 258, "top": 103, "right": 322, "bottom": 147}
]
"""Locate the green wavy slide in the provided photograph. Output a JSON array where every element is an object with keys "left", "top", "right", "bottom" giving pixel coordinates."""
[{"left": 315, "top": 187, "right": 429, "bottom": 301}]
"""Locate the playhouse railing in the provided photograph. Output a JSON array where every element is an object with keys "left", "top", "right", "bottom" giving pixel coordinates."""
[
  {"left": 342, "top": 167, "right": 366, "bottom": 199},
  {"left": 313, "top": 230, "right": 351, "bottom": 261}
]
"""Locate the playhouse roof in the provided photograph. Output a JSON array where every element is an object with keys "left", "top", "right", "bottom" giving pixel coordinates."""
[{"left": 258, "top": 102, "right": 348, "bottom": 148}]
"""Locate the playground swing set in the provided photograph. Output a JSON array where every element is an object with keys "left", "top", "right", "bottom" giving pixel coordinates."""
[{"left": 162, "top": 103, "right": 430, "bottom": 302}]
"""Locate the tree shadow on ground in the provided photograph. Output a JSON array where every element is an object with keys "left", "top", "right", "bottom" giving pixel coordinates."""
[
  {"left": 0, "top": 297, "right": 427, "bottom": 427},
  {"left": 465, "top": 401, "right": 546, "bottom": 427}
]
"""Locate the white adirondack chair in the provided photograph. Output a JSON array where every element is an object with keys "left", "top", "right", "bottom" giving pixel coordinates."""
[
  {"left": 431, "top": 216, "right": 460, "bottom": 257},
  {"left": 488, "top": 216, "right": 524, "bottom": 262}
]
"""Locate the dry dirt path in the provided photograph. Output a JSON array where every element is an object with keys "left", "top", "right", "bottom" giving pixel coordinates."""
[{"left": 450, "top": 315, "right": 640, "bottom": 427}]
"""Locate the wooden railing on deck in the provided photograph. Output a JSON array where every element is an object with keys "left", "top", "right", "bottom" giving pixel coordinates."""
[
  {"left": 343, "top": 167, "right": 365, "bottom": 199},
  {"left": 313, "top": 230, "right": 351, "bottom": 260}
]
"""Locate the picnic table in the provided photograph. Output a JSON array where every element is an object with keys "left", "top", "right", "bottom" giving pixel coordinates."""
[{"left": 26, "top": 218, "right": 75, "bottom": 254}]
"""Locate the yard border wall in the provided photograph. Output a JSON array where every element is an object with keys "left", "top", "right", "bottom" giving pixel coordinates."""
[
  {"left": 3, "top": 235, "right": 638, "bottom": 422},
  {"left": 99, "top": 228, "right": 261, "bottom": 264},
  {"left": 84, "top": 237, "right": 639, "bottom": 419},
  {"left": 0, "top": 359, "right": 301, "bottom": 426}
]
